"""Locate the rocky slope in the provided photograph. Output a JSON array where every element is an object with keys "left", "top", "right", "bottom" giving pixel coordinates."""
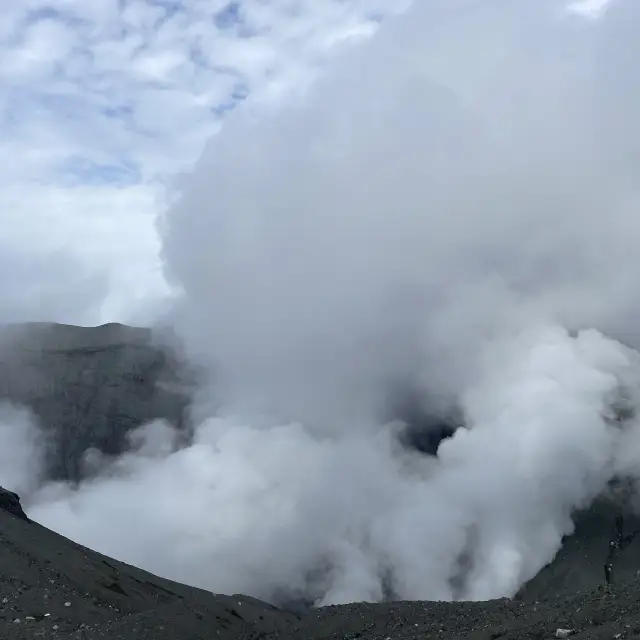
[
  {"left": 0, "top": 487, "right": 296, "bottom": 640},
  {"left": 1, "top": 488, "right": 640, "bottom": 640},
  {"left": 520, "top": 496, "right": 640, "bottom": 601}
]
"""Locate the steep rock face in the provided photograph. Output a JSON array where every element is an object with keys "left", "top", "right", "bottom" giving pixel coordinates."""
[
  {"left": 519, "top": 496, "right": 640, "bottom": 599},
  {"left": 0, "top": 486, "right": 29, "bottom": 521},
  {"left": 0, "top": 323, "right": 191, "bottom": 482}
]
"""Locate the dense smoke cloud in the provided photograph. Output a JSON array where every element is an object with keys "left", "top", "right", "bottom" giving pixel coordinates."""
[
  {"left": 10, "top": 0, "right": 640, "bottom": 607},
  {"left": 0, "top": 403, "right": 47, "bottom": 496},
  {"left": 161, "top": 0, "right": 640, "bottom": 418}
]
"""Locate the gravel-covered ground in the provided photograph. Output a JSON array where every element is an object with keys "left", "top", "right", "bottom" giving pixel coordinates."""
[
  {"left": 280, "top": 583, "right": 640, "bottom": 640},
  {"left": 0, "top": 489, "right": 295, "bottom": 640},
  {"left": 1, "top": 488, "right": 640, "bottom": 640}
]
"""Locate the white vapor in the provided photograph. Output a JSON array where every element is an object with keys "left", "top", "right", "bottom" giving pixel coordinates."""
[
  {"left": 0, "top": 404, "right": 47, "bottom": 496},
  {"left": 19, "top": 0, "right": 640, "bottom": 606}
]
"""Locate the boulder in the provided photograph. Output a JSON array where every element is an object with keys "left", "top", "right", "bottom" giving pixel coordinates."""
[{"left": 0, "top": 486, "right": 29, "bottom": 521}]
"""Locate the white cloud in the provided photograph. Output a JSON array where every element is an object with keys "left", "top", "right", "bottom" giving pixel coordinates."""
[
  {"left": 0, "top": 0, "right": 399, "bottom": 325},
  {"left": 0, "top": 0, "right": 616, "bottom": 326},
  {"left": 567, "top": 0, "right": 616, "bottom": 19},
  {"left": 97, "top": 0, "right": 640, "bottom": 604}
]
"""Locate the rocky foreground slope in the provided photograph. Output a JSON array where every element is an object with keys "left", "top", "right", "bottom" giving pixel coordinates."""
[
  {"left": 1, "top": 323, "right": 640, "bottom": 639},
  {"left": 0, "top": 488, "right": 639, "bottom": 640}
]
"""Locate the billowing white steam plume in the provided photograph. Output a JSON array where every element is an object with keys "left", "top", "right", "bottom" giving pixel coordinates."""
[
  {"left": 17, "top": 0, "right": 640, "bottom": 606},
  {"left": 0, "top": 403, "right": 47, "bottom": 496}
]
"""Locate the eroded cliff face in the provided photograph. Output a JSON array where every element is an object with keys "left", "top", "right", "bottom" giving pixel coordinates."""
[{"left": 0, "top": 323, "right": 192, "bottom": 482}]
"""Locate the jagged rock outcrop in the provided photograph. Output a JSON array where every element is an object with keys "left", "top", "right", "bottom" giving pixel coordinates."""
[
  {"left": 0, "top": 486, "right": 29, "bottom": 521},
  {"left": 0, "top": 322, "right": 193, "bottom": 482}
]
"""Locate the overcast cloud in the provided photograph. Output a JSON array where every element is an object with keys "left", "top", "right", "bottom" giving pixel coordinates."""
[{"left": 0, "top": 0, "right": 399, "bottom": 325}]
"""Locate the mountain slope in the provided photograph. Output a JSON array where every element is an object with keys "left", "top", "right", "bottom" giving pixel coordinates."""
[
  {"left": 0, "top": 487, "right": 296, "bottom": 640},
  {"left": 1, "top": 488, "right": 640, "bottom": 640}
]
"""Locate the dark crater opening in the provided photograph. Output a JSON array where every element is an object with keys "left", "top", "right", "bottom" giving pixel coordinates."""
[{"left": 385, "top": 387, "right": 462, "bottom": 456}]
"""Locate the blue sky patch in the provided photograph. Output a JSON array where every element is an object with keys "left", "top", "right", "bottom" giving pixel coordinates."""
[{"left": 57, "top": 155, "right": 141, "bottom": 187}]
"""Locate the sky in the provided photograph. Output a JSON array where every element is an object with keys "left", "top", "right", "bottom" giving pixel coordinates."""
[
  {"left": 0, "top": 0, "right": 615, "bottom": 327},
  {"left": 0, "top": 0, "right": 402, "bottom": 326}
]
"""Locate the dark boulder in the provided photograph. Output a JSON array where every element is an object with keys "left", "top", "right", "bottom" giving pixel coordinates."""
[{"left": 0, "top": 486, "right": 29, "bottom": 521}]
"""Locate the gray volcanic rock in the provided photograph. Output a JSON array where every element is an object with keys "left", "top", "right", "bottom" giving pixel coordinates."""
[
  {"left": 0, "top": 501, "right": 297, "bottom": 640},
  {"left": 519, "top": 496, "right": 640, "bottom": 600},
  {"left": 0, "top": 322, "right": 192, "bottom": 482},
  {"left": 0, "top": 487, "right": 29, "bottom": 522},
  {"left": 2, "top": 498, "right": 640, "bottom": 640}
]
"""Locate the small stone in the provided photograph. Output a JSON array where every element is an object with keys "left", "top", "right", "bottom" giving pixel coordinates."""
[
  {"left": 2, "top": 597, "right": 8, "bottom": 604},
  {"left": 13, "top": 618, "right": 20, "bottom": 623},
  {"left": 52, "top": 624, "right": 59, "bottom": 630},
  {"left": 64, "top": 601, "right": 71, "bottom": 607},
  {"left": 556, "top": 630, "right": 573, "bottom": 639}
]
